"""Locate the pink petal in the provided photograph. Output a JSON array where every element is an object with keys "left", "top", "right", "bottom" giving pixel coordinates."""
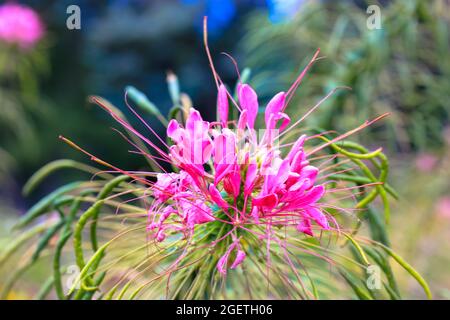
[
  {"left": 209, "top": 184, "right": 229, "bottom": 211},
  {"left": 264, "top": 101, "right": 290, "bottom": 131},
  {"left": 213, "top": 131, "right": 236, "bottom": 165},
  {"left": 217, "top": 84, "right": 229, "bottom": 127},
  {"left": 306, "top": 207, "right": 329, "bottom": 229},
  {"left": 201, "top": 140, "right": 213, "bottom": 163},
  {"left": 264, "top": 114, "right": 277, "bottom": 141},
  {"left": 167, "top": 119, "right": 180, "bottom": 141},
  {"left": 253, "top": 193, "right": 279, "bottom": 209},
  {"left": 147, "top": 222, "right": 158, "bottom": 230},
  {"left": 238, "top": 84, "right": 258, "bottom": 129},
  {"left": 156, "top": 230, "right": 166, "bottom": 242},
  {"left": 296, "top": 218, "right": 313, "bottom": 236},
  {"left": 285, "top": 172, "right": 300, "bottom": 189},
  {"left": 287, "top": 135, "right": 306, "bottom": 162},
  {"left": 274, "top": 159, "right": 291, "bottom": 188},
  {"left": 216, "top": 243, "right": 236, "bottom": 275},
  {"left": 213, "top": 134, "right": 226, "bottom": 165},
  {"left": 244, "top": 162, "right": 258, "bottom": 195},
  {"left": 304, "top": 185, "right": 325, "bottom": 203},
  {"left": 251, "top": 206, "right": 260, "bottom": 223},
  {"left": 283, "top": 185, "right": 325, "bottom": 211},
  {"left": 217, "top": 253, "right": 229, "bottom": 275},
  {"left": 223, "top": 179, "right": 234, "bottom": 197},
  {"left": 186, "top": 205, "right": 215, "bottom": 226},
  {"left": 290, "top": 149, "right": 307, "bottom": 173},
  {"left": 186, "top": 108, "right": 202, "bottom": 133},
  {"left": 160, "top": 206, "right": 175, "bottom": 221},
  {"left": 265, "top": 92, "right": 286, "bottom": 125},
  {"left": 288, "top": 178, "right": 311, "bottom": 193},
  {"left": 300, "top": 165, "right": 319, "bottom": 182},
  {"left": 229, "top": 169, "right": 241, "bottom": 198},
  {"left": 293, "top": 185, "right": 325, "bottom": 207},
  {"left": 238, "top": 109, "right": 247, "bottom": 130},
  {"left": 278, "top": 112, "right": 291, "bottom": 131},
  {"left": 214, "top": 162, "right": 233, "bottom": 185},
  {"left": 230, "top": 250, "right": 246, "bottom": 269}
]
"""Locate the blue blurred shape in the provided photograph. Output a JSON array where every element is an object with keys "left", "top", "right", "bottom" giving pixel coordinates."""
[
  {"left": 267, "top": 0, "right": 305, "bottom": 23},
  {"left": 206, "top": 0, "right": 236, "bottom": 33},
  {"left": 181, "top": 0, "right": 236, "bottom": 36}
]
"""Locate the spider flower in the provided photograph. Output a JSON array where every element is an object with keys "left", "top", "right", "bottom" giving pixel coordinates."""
[
  {"left": 52, "top": 43, "right": 390, "bottom": 298},
  {"left": 147, "top": 81, "right": 330, "bottom": 275},
  {"left": 0, "top": 3, "right": 44, "bottom": 49}
]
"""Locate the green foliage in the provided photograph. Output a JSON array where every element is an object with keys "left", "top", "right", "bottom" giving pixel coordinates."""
[
  {"left": 239, "top": 0, "right": 450, "bottom": 151},
  {"left": 0, "top": 39, "right": 52, "bottom": 196}
]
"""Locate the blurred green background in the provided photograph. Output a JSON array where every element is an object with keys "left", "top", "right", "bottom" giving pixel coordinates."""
[{"left": 0, "top": 0, "right": 449, "bottom": 299}]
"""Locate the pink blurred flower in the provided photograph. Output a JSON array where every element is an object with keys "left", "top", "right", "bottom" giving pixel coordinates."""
[
  {"left": 415, "top": 153, "right": 438, "bottom": 172},
  {"left": 0, "top": 3, "right": 44, "bottom": 49},
  {"left": 436, "top": 197, "right": 450, "bottom": 219}
]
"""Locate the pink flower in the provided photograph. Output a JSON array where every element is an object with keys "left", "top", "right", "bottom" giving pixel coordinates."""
[
  {"left": 415, "top": 153, "right": 438, "bottom": 172},
  {"left": 84, "top": 48, "right": 388, "bottom": 278},
  {"left": 57, "top": 33, "right": 390, "bottom": 292},
  {"left": 436, "top": 197, "right": 450, "bottom": 219},
  {"left": 145, "top": 80, "right": 332, "bottom": 275},
  {"left": 0, "top": 3, "right": 44, "bottom": 49}
]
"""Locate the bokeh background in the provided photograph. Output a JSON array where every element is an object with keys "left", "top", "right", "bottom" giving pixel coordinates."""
[{"left": 0, "top": 0, "right": 449, "bottom": 299}]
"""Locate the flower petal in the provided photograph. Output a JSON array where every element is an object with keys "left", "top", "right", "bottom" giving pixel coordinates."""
[
  {"left": 238, "top": 109, "right": 247, "bottom": 130},
  {"left": 253, "top": 193, "right": 279, "bottom": 209},
  {"left": 287, "top": 135, "right": 306, "bottom": 162},
  {"left": 213, "top": 130, "right": 236, "bottom": 165},
  {"left": 244, "top": 162, "right": 258, "bottom": 196},
  {"left": 265, "top": 91, "right": 286, "bottom": 126},
  {"left": 209, "top": 184, "right": 229, "bottom": 211},
  {"left": 238, "top": 84, "right": 258, "bottom": 129},
  {"left": 217, "top": 84, "right": 229, "bottom": 127},
  {"left": 278, "top": 112, "right": 291, "bottom": 131},
  {"left": 251, "top": 206, "right": 260, "bottom": 223},
  {"left": 230, "top": 250, "right": 246, "bottom": 269},
  {"left": 186, "top": 108, "right": 202, "bottom": 133},
  {"left": 229, "top": 168, "right": 241, "bottom": 198},
  {"left": 296, "top": 218, "right": 313, "bottom": 236},
  {"left": 217, "top": 252, "right": 229, "bottom": 275},
  {"left": 300, "top": 165, "right": 319, "bottom": 182},
  {"left": 167, "top": 119, "right": 181, "bottom": 141},
  {"left": 306, "top": 207, "right": 329, "bottom": 229}
]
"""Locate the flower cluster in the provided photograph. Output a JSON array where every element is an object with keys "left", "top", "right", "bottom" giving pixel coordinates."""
[
  {"left": 147, "top": 83, "right": 330, "bottom": 274},
  {"left": 0, "top": 3, "right": 44, "bottom": 49}
]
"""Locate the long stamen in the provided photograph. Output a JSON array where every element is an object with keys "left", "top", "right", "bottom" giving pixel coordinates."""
[
  {"left": 307, "top": 113, "right": 390, "bottom": 156},
  {"left": 285, "top": 48, "right": 322, "bottom": 109},
  {"left": 59, "top": 135, "right": 153, "bottom": 187}
]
